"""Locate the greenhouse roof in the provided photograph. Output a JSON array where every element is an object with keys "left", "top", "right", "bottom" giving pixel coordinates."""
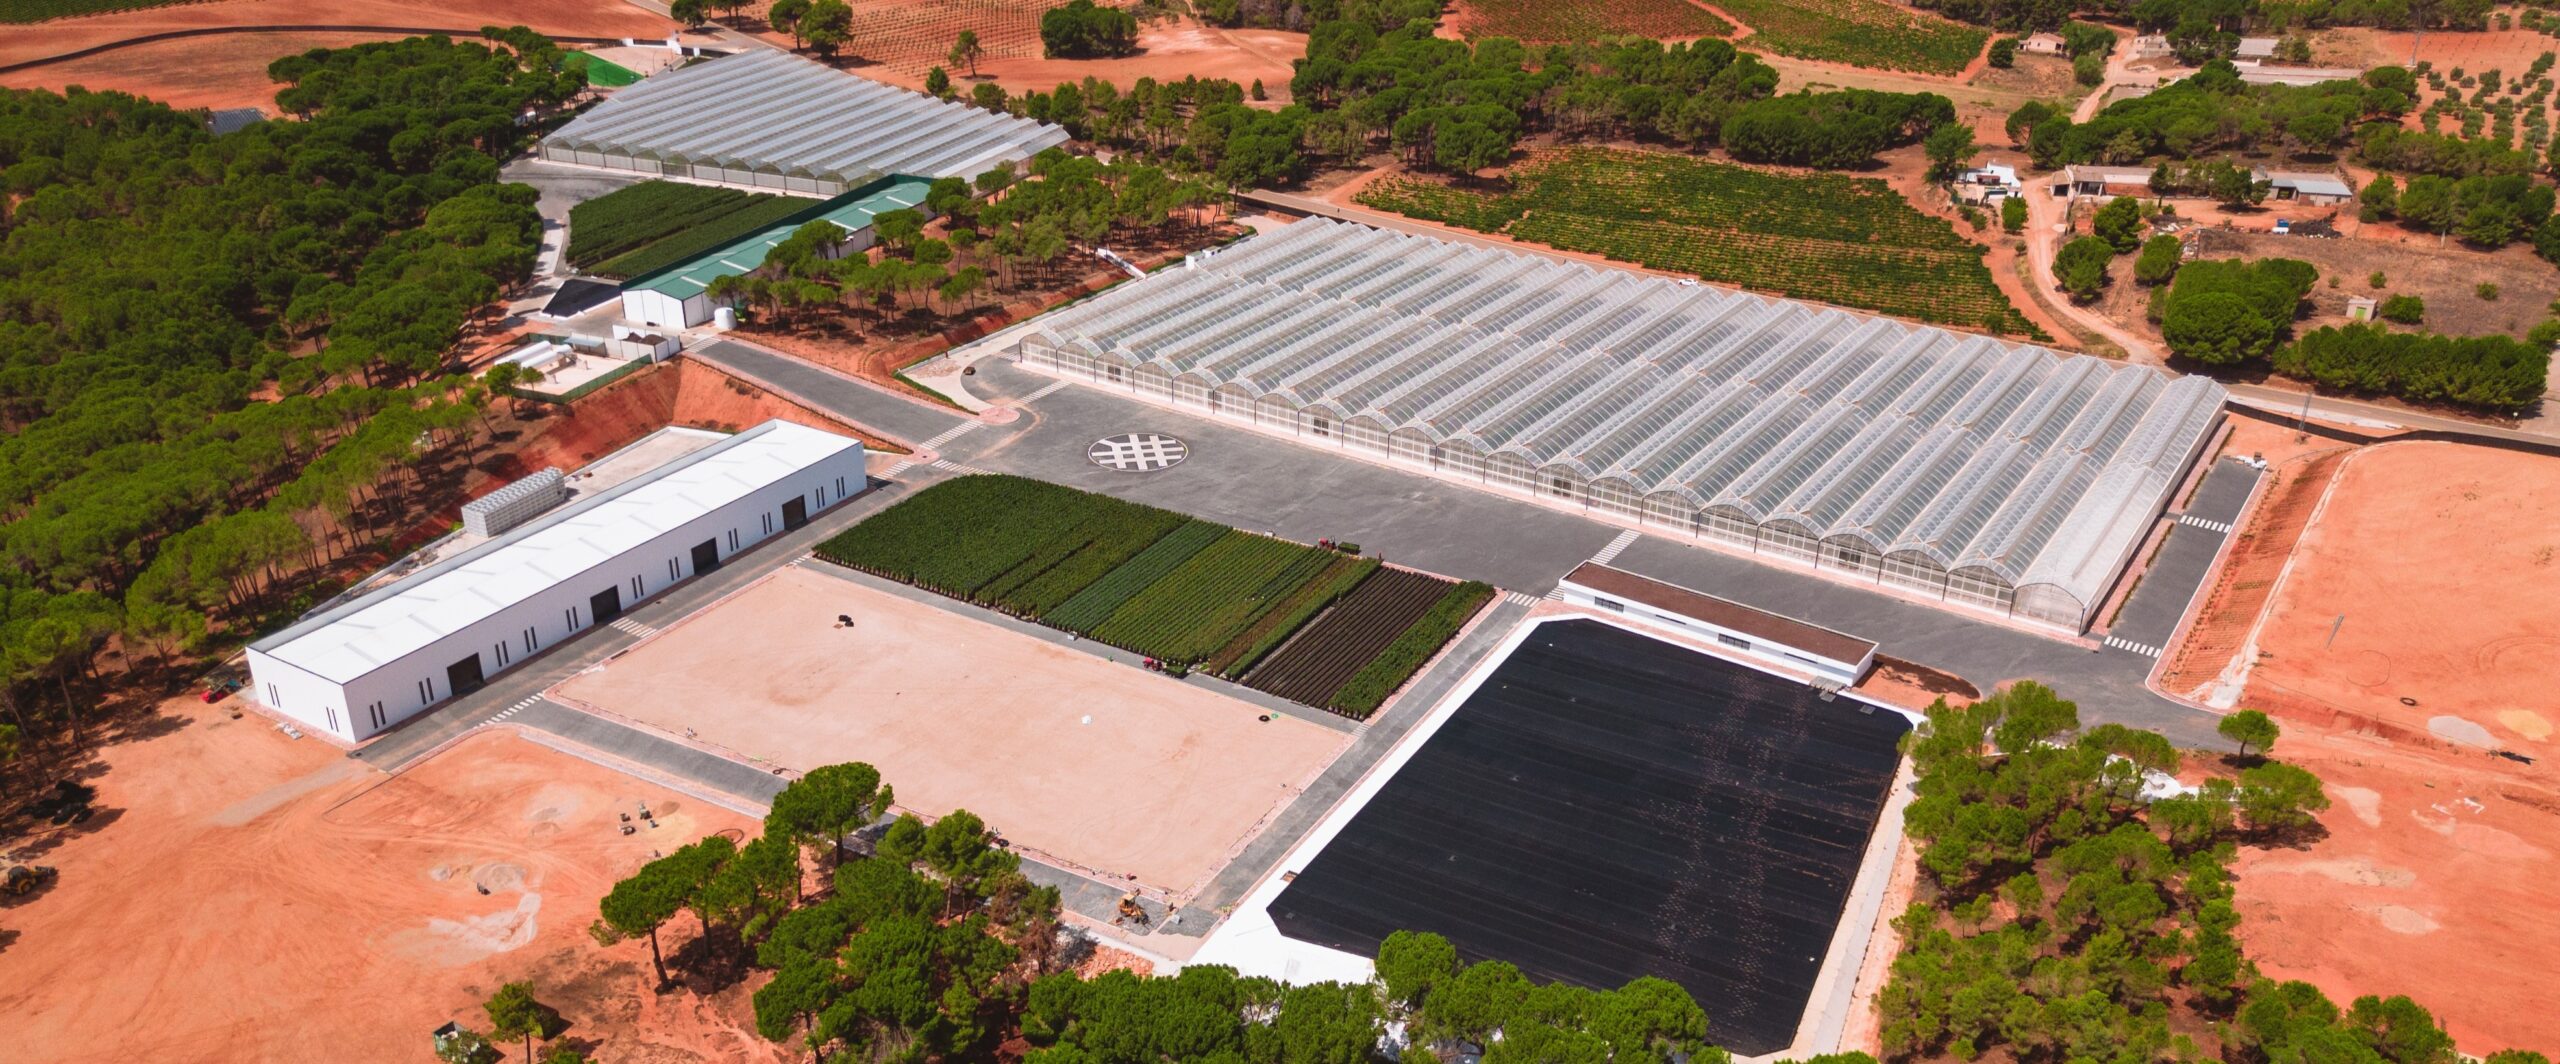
[
  {"left": 626, "top": 175, "right": 931, "bottom": 301},
  {"left": 546, "top": 49, "right": 1068, "bottom": 185},
  {"left": 1024, "top": 218, "right": 2226, "bottom": 615}
]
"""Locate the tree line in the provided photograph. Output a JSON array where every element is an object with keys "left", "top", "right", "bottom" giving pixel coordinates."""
[
  {"left": 1883, "top": 682, "right": 2542, "bottom": 1064},
  {"left": 1910, "top": 0, "right": 2496, "bottom": 33},
  {"left": 597, "top": 758, "right": 1784, "bottom": 1064},
  {"left": 0, "top": 32, "right": 567, "bottom": 790}
]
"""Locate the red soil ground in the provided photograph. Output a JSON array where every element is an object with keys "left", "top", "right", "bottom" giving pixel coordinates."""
[
  {"left": 3, "top": 703, "right": 770, "bottom": 1064},
  {"left": 464, "top": 359, "right": 905, "bottom": 498},
  {"left": 748, "top": 13, "right": 1304, "bottom": 102},
  {"left": 0, "top": 0, "right": 674, "bottom": 111},
  {"left": 2244, "top": 441, "right": 2560, "bottom": 754},
  {"left": 2154, "top": 418, "right": 2359, "bottom": 704},
  {"left": 2231, "top": 729, "right": 2560, "bottom": 1056}
]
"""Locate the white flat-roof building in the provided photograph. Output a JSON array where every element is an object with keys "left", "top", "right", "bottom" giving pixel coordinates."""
[{"left": 247, "top": 420, "right": 869, "bottom": 742}]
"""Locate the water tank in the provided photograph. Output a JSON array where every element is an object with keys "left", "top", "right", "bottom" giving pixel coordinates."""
[{"left": 712, "top": 305, "right": 737, "bottom": 330}]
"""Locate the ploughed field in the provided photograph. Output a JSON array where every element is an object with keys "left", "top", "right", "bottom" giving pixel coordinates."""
[
  {"left": 1358, "top": 148, "right": 2041, "bottom": 339},
  {"left": 815, "top": 475, "right": 1489, "bottom": 718}
]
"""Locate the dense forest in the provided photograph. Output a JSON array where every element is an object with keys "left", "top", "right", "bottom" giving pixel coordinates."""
[{"left": 0, "top": 32, "right": 570, "bottom": 781}]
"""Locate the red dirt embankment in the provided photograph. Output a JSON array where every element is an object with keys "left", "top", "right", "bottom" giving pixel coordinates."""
[{"left": 467, "top": 359, "right": 906, "bottom": 496}]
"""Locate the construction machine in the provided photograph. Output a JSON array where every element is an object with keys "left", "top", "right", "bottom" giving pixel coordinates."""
[{"left": 3, "top": 857, "right": 57, "bottom": 896}]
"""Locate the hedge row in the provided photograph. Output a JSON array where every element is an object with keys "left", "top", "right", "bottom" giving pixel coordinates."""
[
  {"left": 1088, "top": 533, "right": 1336, "bottom": 662},
  {"left": 1209, "top": 556, "right": 1380, "bottom": 678},
  {"left": 1043, "top": 520, "right": 1226, "bottom": 631},
  {"left": 1327, "top": 581, "right": 1495, "bottom": 718}
]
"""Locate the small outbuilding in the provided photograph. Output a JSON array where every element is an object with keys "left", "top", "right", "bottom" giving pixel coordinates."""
[
  {"left": 246, "top": 420, "right": 870, "bottom": 742},
  {"left": 2058, "top": 164, "right": 2160, "bottom": 200},
  {"left": 2021, "top": 32, "right": 2068, "bottom": 55},
  {"left": 2261, "top": 169, "right": 2355, "bottom": 205}
]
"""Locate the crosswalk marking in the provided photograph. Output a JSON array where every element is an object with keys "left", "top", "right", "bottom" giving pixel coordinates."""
[
  {"left": 917, "top": 421, "right": 981, "bottom": 450},
  {"left": 931, "top": 459, "right": 993, "bottom": 476},
  {"left": 1590, "top": 530, "right": 1640, "bottom": 565},
  {"left": 2103, "top": 634, "right": 2163, "bottom": 658},
  {"left": 881, "top": 460, "right": 915, "bottom": 478},
  {"left": 1024, "top": 379, "right": 1071, "bottom": 402},
  {"left": 1502, "top": 591, "right": 1541, "bottom": 609},
  {"left": 2177, "top": 513, "right": 2234, "bottom": 534},
  {"left": 482, "top": 696, "right": 540, "bottom": 726},
  {"left": 609, "top": 617, "right": 658, "bottom": 638},
  {"left": 1544, "top": 587, "right": 1568, "bottom": 601}
]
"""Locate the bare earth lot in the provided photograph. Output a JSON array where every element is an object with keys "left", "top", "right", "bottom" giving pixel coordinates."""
[
  {"left": 4, "top": 712, "right": 764, "bottom": 1064},
  {"left": 2245, "top": 441, "right": 2560, "bottom": 752},
  {"left": 553, "top": 566, "right": 1350, "bottom": 900}
]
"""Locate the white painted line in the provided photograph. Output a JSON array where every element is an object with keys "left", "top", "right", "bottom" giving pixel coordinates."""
[
  {"left": 2177, "top": 514, "right": 2233, "bottom": 534},
  {"left": 2103, "top": 635, "right": 2162, "bottom": 658},
  {"left": 1589, "top": 529, "right": 1641, "bottom": 565},
  {"left": 1025, "top": 379, "right": 1071, "bottom": 401},
  {"left": 1502, "top": 591, "right": 1540, "bottom": 609},
  {"left": 917, "top": 421, "right": 982, "bottom": 450}
]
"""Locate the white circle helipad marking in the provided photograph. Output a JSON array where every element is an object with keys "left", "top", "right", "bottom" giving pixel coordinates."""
[{"left": 1088, "top": 432, "right": 1189, "bottom": 472}]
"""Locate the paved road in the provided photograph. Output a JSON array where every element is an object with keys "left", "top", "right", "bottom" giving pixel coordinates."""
[
  {"left": 2227, "top": 385, "right": 2560, "bottom": 450},
  {"left": 690, "top": 337, "right": 975, "bottom": 446},
  {"left": 2108, "top": 460, "right": 2257, "bottom": 655},
  {"left": 942, "top": 360, "right": 2236, "bottom": 749}
]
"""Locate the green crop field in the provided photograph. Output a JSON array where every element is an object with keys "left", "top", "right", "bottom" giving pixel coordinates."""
[
  {"left": 564, "top": 51, "right": 643, "bottom": 88},
  {"left": 0, "top": 0, "right": 193, "bottom": 22},
  {"left": 577, "top": 184, "right": 821, "bottom": 279},
  {"left": 1451, "top": 0, "right": 1731, "bottom": 43},
  {"left": 1716, "top": 0, "right": 1986, "bottom": 75},
  {"left": 1088, "top": 531, "right": 1336, "bottom": 662},
  {"left": 815, "top": 475, "right": 1488, "bottom": 715},
  {"left": 1358, "top": 148, "right": 2043, "bottom": 340}
]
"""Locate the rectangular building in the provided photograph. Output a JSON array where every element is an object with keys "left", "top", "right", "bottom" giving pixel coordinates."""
[{"left": 246, "top": 420, "right": 870, "bottom": 742}]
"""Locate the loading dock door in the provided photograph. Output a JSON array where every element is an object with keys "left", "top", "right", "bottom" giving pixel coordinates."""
[
  {"left": 690, "top": 538, "right": 721, "bottom": 575},
  {"left": 782, "top": 496, "right": 809, "bottom": 531},
  {"left": 446, "top": 652, "right": 486, "bottom": 697},
  {"left": 590, "top": 586, "right": 623, "bottom": 626}
]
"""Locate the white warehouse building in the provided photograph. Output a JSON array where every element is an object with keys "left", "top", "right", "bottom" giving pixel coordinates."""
[{"left": 247, "top": 420, "right": 869, "bottom": 743}]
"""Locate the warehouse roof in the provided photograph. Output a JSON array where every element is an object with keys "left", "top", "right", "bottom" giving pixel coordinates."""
[
  {"left": 627, "top": 175, "right": 932, "bottom": 300},
  {"left": 2262, "top": 170, "right": 2353, "bottom": 198},
  {"left": 545, "top": 49, "right": 1068, "bottom": 186},
  {"left": 1023, "top": 217, "right": 2226, "bottom": 617},
  {"left": 250, "top": 421, "right": 864, "bottom": 683}
]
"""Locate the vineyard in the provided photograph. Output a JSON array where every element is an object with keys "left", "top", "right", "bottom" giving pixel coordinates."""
[
  {"left": 814, "top": 475, "right": 1489, "bottom": 716},
  {"left": 841, "top": 0, "right": 1133, "bottom": 77},
  {"left": 1357, "top": 148, "right": 2042, "bottom": 338},
  {"left": 0, "top": 0, "right": 195, "bottom": 22},
  {"left": 1448, "top": 0, "right": 1731, "bottom": 43},
  {"left": 583, "top": 189, "right": 821, "bottom": 280},
  {"left": 1715, "top": 0, "right": 1986, "bottom": 76}
]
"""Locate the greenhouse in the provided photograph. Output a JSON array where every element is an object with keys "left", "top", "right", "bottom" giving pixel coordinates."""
[
  {"left": 1017, "top": 218, "right": 2227, "bottom": 631},
  {"left": 540, "top": 50, "right": 1069, "bottom": 195}
]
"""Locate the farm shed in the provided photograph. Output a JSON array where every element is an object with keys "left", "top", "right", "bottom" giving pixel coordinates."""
[
  {"left": 2260, "top": 169, "right": 2353, "bottom": 204},
  {"left": 618, "top": 176, "right": 932, "bottom": 328},
  {"left": 246, "top": 421, "right": 869, "bottom": 742},
  {"left": 2020, "top": 32, "right": 2066, "bottom": 55},
  {"left": 1015, "top": 217, "right": 2226, "bottom": 633},
  {"left": 540, "top": 49, "right": 1067, "bottom": 195},
  {"left": 2058, "top": 164, "right": 2159, "bottom": 200},
  {"left": 1554, "top": 562, "right": 1878, "bottom": 685}
]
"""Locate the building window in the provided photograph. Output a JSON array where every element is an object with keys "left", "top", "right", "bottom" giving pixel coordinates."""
[
  {"left": 835, "top": 476, "right": 848, "bottom": 497},
  {"left": 1717, "top": 634, "right": 1751, "bottom": 651},
  {"left": 1310, "top": 417, "right": 1331, "bottom": 437},
  {"left": 523, "top": 627, "right": 537, "bottom": 653},
  {"left": 566, "top": 606, "right": 581, "bottom": 630},
  {"left": 368, "top": 702, "right": 386, "bottom": 729},
  {"left": 1595, "top": 597, "right": 1625, "bottom": 613},
  {"left": 1551, "top": 477, "right": 1574, "bottom": 498},
  {"left": 326, "top": 707, "right": 339, "bottom": 732},
  {"left": 630, "top": 575, "right": 644, "bottom": 598},
  {"left": 728, "top": 529, "right": 741, "bottom": 551},
  {"left": 266, "top": 683, "right": 279, "bottom": 706},
  {"left": 495, "top": 641, "right": 510, "bottom": 667},
  {"left": 762, "top": 512, "right": 774, "bottom": 535},
  {"left": 668, "top": 558, "right": 681, "bottom": 582}
]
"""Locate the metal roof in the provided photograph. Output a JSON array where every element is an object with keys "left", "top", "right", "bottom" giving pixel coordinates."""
[
  {"left": 626, "top": 175, "right": 932, "bottom": 300},
  {"left": 249, "top": 421, "right": 864, "bottom": 683},
  {"left": 546, "top": 49, "right": 1069, "bottom": 186},
  {"left": 1024, "top": 218, "right": 2225, "bottom": 618}
]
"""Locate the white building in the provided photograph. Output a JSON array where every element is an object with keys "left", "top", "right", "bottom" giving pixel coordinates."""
[
  {"left": 616, "top": 175, "right": 932, "bottom": 329},
  {"left": 247, "top": 420, "right": 870, "bottom": 742}
]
